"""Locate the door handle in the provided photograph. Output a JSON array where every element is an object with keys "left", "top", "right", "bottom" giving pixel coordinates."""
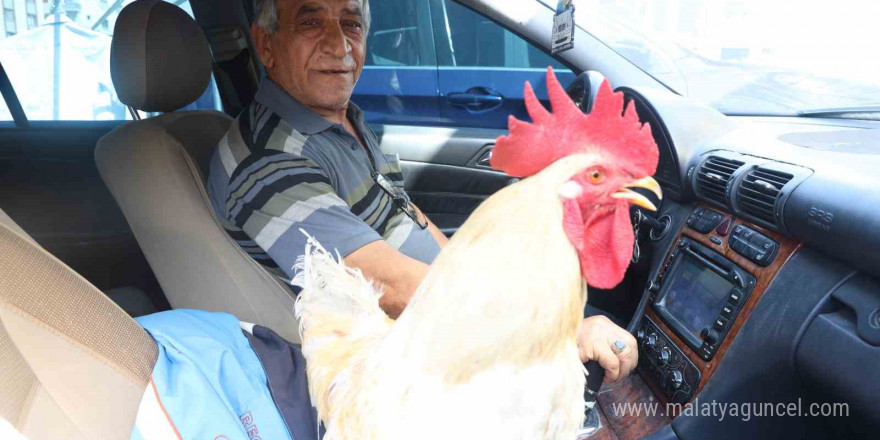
[
  {"left": 447, "top": 87, "right": 504, "bottom": 113},
  {"left": 475, "top": 149, "right": 518, "bottom": 184},
  {"left": 476, "top": 150, "right": 493, "bottom": 167}
]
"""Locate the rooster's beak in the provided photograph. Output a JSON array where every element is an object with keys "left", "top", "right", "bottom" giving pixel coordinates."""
[{"left": 611, "top": 176, "right": 662, "bottom": 211}]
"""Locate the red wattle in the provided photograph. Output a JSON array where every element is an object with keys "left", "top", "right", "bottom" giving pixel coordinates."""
[{"left": 565, "top": 202, "right": 633, "bottom": 290}]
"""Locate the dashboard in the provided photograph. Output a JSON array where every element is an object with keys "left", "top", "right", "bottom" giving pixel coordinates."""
[
  {"left": 589, "top": 84, "right": 880, "bottom": 440},
  {"left": 623, "top": 85, "right": 880, "bottom": 279}
]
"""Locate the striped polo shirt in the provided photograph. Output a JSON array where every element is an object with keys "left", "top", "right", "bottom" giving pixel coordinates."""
[{"left": 206, "top": 78, "right": 441, "bottom": 283}]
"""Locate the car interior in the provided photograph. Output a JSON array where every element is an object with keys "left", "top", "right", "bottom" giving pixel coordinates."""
[{"left": 1, "top": 0, "right": 878, "bottom": 439}]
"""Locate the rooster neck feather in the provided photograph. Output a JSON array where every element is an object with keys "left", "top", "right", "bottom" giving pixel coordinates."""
[
  {"left": 294, "top": 156, "right": 598, "bottom": 439},
  {"left": 394, "top": 154, "right": 597, "bottom": 384}
]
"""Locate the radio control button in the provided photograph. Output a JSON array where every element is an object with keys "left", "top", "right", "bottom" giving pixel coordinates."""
[
  {"left": 721, "top": 305, "right": 734, "bottom": 319},
  {"left": 732, "top": 272, "right": 745, "bottom": 288},
  {"left": 700, "top": 346, "right": 713, "bottom": 360},
  {"left": 646, "top": 333, "right": 658, "bottom": 349},
  {"left": 700, "top": 328, "right": 720, "bottom": 346},
  {"left": 716, "top": 217, "right": 734, "bottom": 236},
  {"left": 728, "top": 290, "right": 742, "bottom": 305},
  {"left": 670, "top": 370, "right": 683, "bottom": 390},
  {"left": 689, "top": 209, "right": 724, "bottom": 233},
  {"left": 659, "top": 347, "right": 671, "bottom": 365},
  {"left": 713, "top": 318, "right": 728, "bottom": 331},
  {"left": 730, "top": 237, "right": 747, "bottom": 254},
  {"left": 729, "top": 226, "right": 778, "bottom": 266}
]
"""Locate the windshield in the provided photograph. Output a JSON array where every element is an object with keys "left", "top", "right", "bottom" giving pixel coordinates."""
[{"left": 564, "top": 0, "right": 880, "bottom": 116}]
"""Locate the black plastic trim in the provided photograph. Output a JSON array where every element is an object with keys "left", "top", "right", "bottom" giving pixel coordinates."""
[
  {"left": 690, "top": 151, "right": 748, "bottom": 211},
  {"left": 730, "top": 160, "right": 812, "bottom": 235},
  {"left": 617, "top": 87, "right": 683, "bottom": 201},
  {"left": 651, "top": 236, "right": 756, "bottom": 360},
  {"left": 0, "top": 61, "right": 28, "bottom": 127}
]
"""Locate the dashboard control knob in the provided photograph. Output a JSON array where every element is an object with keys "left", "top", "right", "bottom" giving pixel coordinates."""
[
  {"left": 646, "top": 333, "right": 658, "bottom": 349},
  {"left": 646, "top": 280, "right": 660, "bottom": 293},
  {"left": 659, "top": 347, "right": 671, "bottom": 365},
  {"left": 636, "top": 329, "right": 646, "bottom": 341},
  {"left": 701, "top": 327, "right": 720, "bottom": 346},
  {"left": 670, "top": 370, "right": 683, "bottom": 390}
]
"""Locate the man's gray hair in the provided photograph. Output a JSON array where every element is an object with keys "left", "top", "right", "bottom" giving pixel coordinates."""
[{"left": 254, "top": 0, "right": 371, "bottom": 33}]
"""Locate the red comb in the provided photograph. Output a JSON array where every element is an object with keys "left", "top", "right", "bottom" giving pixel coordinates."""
[{"left": 490, "top": 67, "right": 658, "bottom": 178}]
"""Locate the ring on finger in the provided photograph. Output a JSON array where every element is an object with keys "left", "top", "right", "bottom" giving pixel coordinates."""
[{"left": 610, "top": 340, "right": 627, "bottom": 355}]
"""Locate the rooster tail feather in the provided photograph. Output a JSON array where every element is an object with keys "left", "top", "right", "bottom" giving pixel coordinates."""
[
  {"left": 292, "top": 231, "right": 386, "bottom": 335},
  {"left": 292, "top": 230, "right": 392, "bottom": 420}
]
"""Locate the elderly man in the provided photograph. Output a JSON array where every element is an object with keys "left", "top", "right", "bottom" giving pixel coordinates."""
[
  {"left": 207, "top": 0, "right": 637, "bottom": 384},
  {"left": 208, "top": 0, "right": 447, "bottom": 319}
]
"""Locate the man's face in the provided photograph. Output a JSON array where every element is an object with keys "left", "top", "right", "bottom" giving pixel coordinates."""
[{"left": 256, "top": 0, "right": 367, "bottom": 112}]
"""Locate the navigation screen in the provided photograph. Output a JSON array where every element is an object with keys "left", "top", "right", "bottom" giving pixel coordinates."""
[{"left": 659, "top": 255, "right": 734, "bottom": 341}]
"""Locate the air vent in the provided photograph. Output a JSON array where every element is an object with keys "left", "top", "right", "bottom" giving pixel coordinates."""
[
  {"left": 695, "top": 156, "right": 744, "bottom": 205},
  {"left": 736, "top": 167, "right": 793, "bottom": 223}
]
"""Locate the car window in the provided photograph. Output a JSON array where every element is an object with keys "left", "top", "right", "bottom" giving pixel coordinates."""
[
  {"left": 0, "top": 0, "right": 220, "bottom": 122},
  {"left": 365, "top": 0, "right": 433, "bottom": 66},
  {"left": 440, "top": 0, "right": 566, "bottom": 70}
]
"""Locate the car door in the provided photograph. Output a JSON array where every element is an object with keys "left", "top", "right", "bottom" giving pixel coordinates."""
[
  {"left": 353, "top": 0, "right": 576, "bottom": 236},
  {"left": 351, "top": 0, "right": 442, "bottom": 126},
  {"left": 430, "top": 0, "right": 577, "bottom": 129}
]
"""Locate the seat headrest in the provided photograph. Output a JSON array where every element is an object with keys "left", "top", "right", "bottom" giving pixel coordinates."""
[{"left": 110, "top": 0, "right": 213, "bottom": 112}]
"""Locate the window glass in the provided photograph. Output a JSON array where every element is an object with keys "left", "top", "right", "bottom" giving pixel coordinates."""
[
  {"left": 0, "top": 0, "right": 220, "bottom": 121},
  {"left": 365, "top": 0, "right": 429, "bottom": 66},
  {"left": 3, "top": 0, "right": 17, "bottom": 37},
  {"left": 442, "top": 0, "right": 566, "bottom": 69}
]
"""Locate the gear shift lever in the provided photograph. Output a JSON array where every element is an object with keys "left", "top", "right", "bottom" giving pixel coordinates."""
[{"left": 577, "top": 360, "right": 605, "bottom": 438}]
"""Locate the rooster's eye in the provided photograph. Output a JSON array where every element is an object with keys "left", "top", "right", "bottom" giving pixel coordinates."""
[{"left": 588, "top": 169, "right": 605, "bottom": 184}]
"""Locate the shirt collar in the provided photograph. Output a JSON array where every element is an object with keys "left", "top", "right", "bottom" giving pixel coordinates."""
[{"left": 254, "top": 77, "right": 367, "bottom": 136}]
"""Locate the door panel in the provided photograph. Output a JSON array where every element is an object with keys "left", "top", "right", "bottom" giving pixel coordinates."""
[
  {"left": 401, "top": 161, "right": 508, "bottom": 234},
  {"left": 367, "top": 0, "right": 579, "bottom": 233},
  {"left": 372, "top": 124, "right": 500, "bottom": 165},
  {"left": 0, "top": 122, "right": 166, "bottom": 306},
  {"left": 373, "top": 124, "right": 510, "bottom": 234}
]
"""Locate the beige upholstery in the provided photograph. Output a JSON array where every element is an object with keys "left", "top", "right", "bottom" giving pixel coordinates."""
[
  {"left": 0, "top": 209, "right": 34, "bottom": 246},
  {"left": 96, "top": 0, "right": 301, "bottom": 342},
  {"left": 0, "top": 210, "right": 158, "bottom": 440}
]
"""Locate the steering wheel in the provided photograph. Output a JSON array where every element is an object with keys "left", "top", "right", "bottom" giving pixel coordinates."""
[{"left": 565, "top": 71, "right": 606, "bottom": 114}]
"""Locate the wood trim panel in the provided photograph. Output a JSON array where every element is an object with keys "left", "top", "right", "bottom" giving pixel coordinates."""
[
  {"left": 597, "top": 373, "right": 671, "bottom": 440},
  {"left": 588, "top": 404, "right": 621, "bottom": 440},
  {"left": 642, "top": 205, "right": 801, "bottom": 412}
]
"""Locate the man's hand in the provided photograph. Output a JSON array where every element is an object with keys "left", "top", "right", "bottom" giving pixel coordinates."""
[
  {"left": 344, "top": 241, "right": 430, "bottom": 318},
  {"left": 576, "top": 316, "right": 638, "bottom": 383},
  {"left": 344, "top": 208, "right": 443, "bottom": 319}
]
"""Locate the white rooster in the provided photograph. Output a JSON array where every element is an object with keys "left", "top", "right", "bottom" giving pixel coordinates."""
[{"left": 293, "top": 68, "right": 661, "bottom": 440}]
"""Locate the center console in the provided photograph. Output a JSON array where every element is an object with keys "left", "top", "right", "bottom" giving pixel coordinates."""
[
  {"left": 652, "top": 237, "right": 756, "bottom": 360},
  {"left": 588, "top": 205, "right": 801, "bottom": 440},
  {"left": 635, "top": 205, "right": 799, "bottom": 407}
]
